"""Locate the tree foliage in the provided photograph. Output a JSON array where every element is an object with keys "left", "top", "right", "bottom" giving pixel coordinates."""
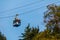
[
  {"left": 32, "top": 4, "right": 60, "bottom": 40},
  {"left": 20, "top": 4, "right": 60, "bottom": 40},
  {"left": 44, "top": 4, "right": 60, "bottom": 34},
  {"left": 19, "top": 24, "right": 39, "bottom": 40},
  {"left": 0, "top": 32, "right": 6, "bottom": 40}
]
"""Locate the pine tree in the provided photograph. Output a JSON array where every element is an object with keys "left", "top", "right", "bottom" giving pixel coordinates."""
[{"left": 19, "top": 24, "right": 39, "bottom": 40}]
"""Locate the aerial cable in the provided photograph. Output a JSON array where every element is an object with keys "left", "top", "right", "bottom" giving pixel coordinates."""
[
  {"left": 0, "top": 7, "right": 42, "bottom": 19},
  {"left": 0, "top": 0, "right": 60, "bottom": 27},
  {"left": 0, "top": 0, "right": 45, "bottom": 13},
  {"left": 0, "top": 0, "right": 60, "bottom": 19},
  {"left": 0, "top": 0, "right": 60, "bottom": 14}
]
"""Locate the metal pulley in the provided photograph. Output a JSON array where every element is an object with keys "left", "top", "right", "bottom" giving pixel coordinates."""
[{"left": 13, "top": 14, "right": 21, "bottom": 27}]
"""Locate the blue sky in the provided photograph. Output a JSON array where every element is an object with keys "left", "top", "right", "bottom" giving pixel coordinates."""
[{"left": 0, "top": 0, "right": 60, "bottom": 40}]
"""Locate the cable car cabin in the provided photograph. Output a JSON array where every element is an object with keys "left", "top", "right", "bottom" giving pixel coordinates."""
[{"left": 13, "top": 18, "right": 21, "bottom": 27}]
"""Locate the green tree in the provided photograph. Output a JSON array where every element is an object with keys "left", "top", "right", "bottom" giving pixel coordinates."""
[
  {"left": 0, "top": 32, "right": 6, "bottom": 40},
  {"left": 44, "top": 4, "right": 60, "bottom": 34},
  {"left": 19, "top": 4, "right": 60, "bottom": 40},
  {"left": 32, "top": 4, "right": 60, "bottom": 40},
  {"left": 19, "top": 24, "right": 39, "bottom": 40}
]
